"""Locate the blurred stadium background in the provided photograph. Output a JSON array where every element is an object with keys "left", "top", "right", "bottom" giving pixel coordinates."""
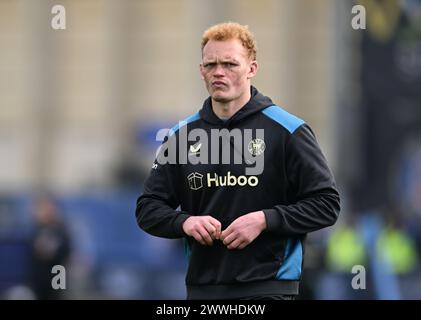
[{"left": 0, "top": 0, "right": 420, "bottom": 299}]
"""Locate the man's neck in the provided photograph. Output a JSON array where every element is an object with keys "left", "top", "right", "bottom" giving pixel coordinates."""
[{"left": 212, "top": 89, "right": 251, "bottom": 120}]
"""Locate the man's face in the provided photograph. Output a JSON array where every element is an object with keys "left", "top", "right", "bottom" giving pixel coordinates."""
[{"left": 200, "top": 39, "right": 257, "bottom": 104}]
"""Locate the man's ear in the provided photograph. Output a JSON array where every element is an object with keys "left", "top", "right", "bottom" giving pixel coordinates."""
[
  {"left": 247, "top": 61, "right": 258, "bottom": 79},
  {"left": 199, "top": 63, "right": 205, "bottom": 80}
]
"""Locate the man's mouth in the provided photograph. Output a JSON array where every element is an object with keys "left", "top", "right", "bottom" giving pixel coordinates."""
[{"left": 212, "top": 81, "right": 227, "bottom": 88}]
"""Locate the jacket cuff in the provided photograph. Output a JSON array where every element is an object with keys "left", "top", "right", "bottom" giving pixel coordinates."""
[
  {"left": 263, "top": 209, "right": 282, "bottom": 232},
  {"left": 173, "top": 212, "right": 191, "bottom": 237}
]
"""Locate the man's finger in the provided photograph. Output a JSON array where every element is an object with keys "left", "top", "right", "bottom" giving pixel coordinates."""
[
  {"left": 202, "top": 222, "right": 216, "bottom": 239},
  {"left": 214, "top": 222, "right": 222, "bottom": 240},
  {"left": 237, "top": 241, "right": 249, "bottom": 250},
  {"left": 208, "top": 218, "right": 222, "bottom": 240},
  {"left": 220, "top": 226, "right": 233, "bottom": 241},
  {"left": 227, "top": 239, "right": 243, "bottom": 250},
  {"left": 191, "top": 230, "right": 206, "bottom": 245},
  {"left": 222, "top": 232, "right": 236, "bottom": 246},
  {"left": 215, "top": 223, "right": 222, "bottom": 240},
  {"left": 197, "top": 225, "right": 213, "bottom": 246}
]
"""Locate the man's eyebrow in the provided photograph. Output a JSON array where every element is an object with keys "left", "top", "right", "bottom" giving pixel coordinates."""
[
  {"left": 220, "top": 58, "right": 239, "bottom": 63},
  {"left": 202, "top": 58, "right": 240, "bottom": 64}
]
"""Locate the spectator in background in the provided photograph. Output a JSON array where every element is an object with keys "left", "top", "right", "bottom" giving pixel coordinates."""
[{"left": 29, "top": 195, "right": 71, "bottom": 299}]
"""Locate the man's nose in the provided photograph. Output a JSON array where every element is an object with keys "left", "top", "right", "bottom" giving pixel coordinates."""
[{"left": 213, "top": 64, "right": 225, "bottom": 76}]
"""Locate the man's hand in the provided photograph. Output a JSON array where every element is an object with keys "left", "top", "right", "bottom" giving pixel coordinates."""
[
  {"left": 220, "top": 211, "right": 267, "bottom": 250},
  {"left": 182, "top": 216, "right": 222, "bottom": 246}
]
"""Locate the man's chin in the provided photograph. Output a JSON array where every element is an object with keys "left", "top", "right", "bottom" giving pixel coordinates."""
[{"left": 211, "top": 93, "right": 231, "bottom": 103}]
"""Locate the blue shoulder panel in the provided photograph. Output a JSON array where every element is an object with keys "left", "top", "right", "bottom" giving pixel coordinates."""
[
  {"left": 169, "top": 112, "right": 200, "bottom": 136},
  {"left": 261, "top": 105, "right": 305, "bottom": 133}
]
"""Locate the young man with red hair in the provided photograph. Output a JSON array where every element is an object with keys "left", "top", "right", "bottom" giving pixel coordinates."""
[{"left": 136, "top": 22, "right": 340, "bottom": 300}]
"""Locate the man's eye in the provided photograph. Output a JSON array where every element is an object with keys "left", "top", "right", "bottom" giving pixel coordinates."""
[{"left": 204, "top": 63, "right": 216, "bottom": 68}]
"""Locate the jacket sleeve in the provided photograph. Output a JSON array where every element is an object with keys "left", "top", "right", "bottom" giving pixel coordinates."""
[
  {"left": 263, "top": 124, "right": 340, "bottom": 236},
  {"left": 135, "top": 139, "right": 190, "bottom": 239}
]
